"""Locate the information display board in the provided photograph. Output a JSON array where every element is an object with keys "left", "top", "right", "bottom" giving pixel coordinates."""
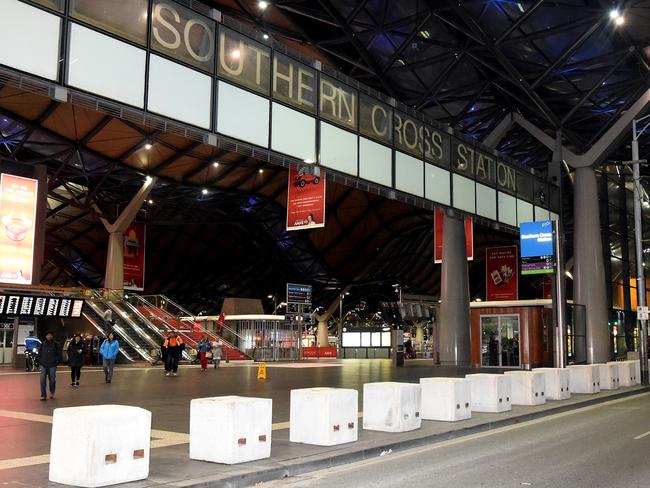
[
  {"left": 520, "top": 220, "right": 556, "bottom": 275},
  {"left": 0, "top": 294, "right": 85, "bottom": 318},
  {"left": 286, "top": 283, "right": 312, "bottom": 305}
]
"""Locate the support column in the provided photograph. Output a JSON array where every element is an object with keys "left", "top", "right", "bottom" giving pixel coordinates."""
[
  {"left": 100, "top": 176, "right": 157, "bottom": 291},
  {"left": 316, "top": 320, "right": 329, "bottom": 347},
  {"left": 439, "top": 213, "right": 471, "bottom": 366},
  {"left": 573, "top": 166, "right": 609, "bottom": 363},
  {"left": 415, "top": 322, "right": 425, "bottom": 353}
]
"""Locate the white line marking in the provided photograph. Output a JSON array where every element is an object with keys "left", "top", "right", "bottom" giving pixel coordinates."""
[{"left": 634, "top": 430, "right": 650, "bottom": 440}]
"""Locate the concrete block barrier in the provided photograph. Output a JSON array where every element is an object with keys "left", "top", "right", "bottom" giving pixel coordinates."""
[
  {"left": 598, "top": 363, "right": 619, "bottom": 390},
  {"left": 419, "top": 377, "right": 471, "bottom": 422},
  {"left": 628, "top": 359, "right": 641, "bottom": 385},
  {"left": 532, "top": 368, "right": 570, "bottom": 400},
  {"left": 504, "top": 371, "right": 546, "bottom": 406},
  {"left": 290, "top": 388, "right": 358, "bottom": 446},
  {"left": 363, "top": 382, "right": 421, "bottom": 432},
  {"left": 49, "top": 405, "right": 151, "bottom": 487},
  {"left": 466, "top": 374, "right": 512, "bottom": 413},
  {"left": 614, "top": 360, "right": 638, "bottom": 386},
  {"left": 189, "top": 396, "right": 272, "bottom": 465},
  {"left": 568, "top": 365, "right": 600, "bottom": 393}
]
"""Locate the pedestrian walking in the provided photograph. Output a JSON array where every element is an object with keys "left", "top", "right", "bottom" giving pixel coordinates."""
[
  {"left": 67, "top": 334, "right": 86, "bottom": 387},
  {"left": 212, "top": 340, "right": 223, "bottom": 368},
  {"left": 38, "top": 332, "right": 61, "bottom": 401},
  {"left": 162, "top": 331, "right": 184, "bottom": 377},
  {"left": 99, "top": 332, "right": 119, "bottom": 383},
  {"left": 197, "top": 335, "right": 211, "bottom": 372}
]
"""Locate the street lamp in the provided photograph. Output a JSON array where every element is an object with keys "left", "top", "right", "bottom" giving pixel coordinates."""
[
  {"left": 630, "top": 114, "right": 650, "bottom": 385},
  {"left": 338, "top": 291, "right": 350, "bottom": 348}
]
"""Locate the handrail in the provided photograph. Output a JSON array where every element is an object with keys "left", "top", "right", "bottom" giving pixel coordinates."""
[{"left": 85, "top": 299, "right": 153, "bottom": 362}]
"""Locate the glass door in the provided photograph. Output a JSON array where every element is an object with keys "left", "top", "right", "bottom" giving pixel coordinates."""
[
  {"left": 481, "top": 316, "right": 500, "bottom": 366},
  {"left": 0, "top": 329, "right": 14, "bottom": 364},
  {"left": 480, "top": 315, "right": 520, "bottom": 367}
]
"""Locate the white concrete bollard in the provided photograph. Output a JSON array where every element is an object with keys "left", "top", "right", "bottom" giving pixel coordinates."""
[
  {"left": 189, "top": 396, "right": 272, "bottom": 464},
  {"left": 610, "top": 361, "right": 631, "bottom": 387},
  {"left": 628, "top": 359, "right": 641, "bottom": 385},
  {"left": 363, "top": 382, "right": 421, "bottom": 432},
  {"left": 290, "top": 388, "right": 358, "bottom": 446},
  {"left": 532, "top": 368, "right": 570, "bottom": 400},
  {"left": 419, "top": 377, "right": 471, "bottom": 422},
  {"left": 598, "top": 363, "right": 619, "bottom": 390},
  {"left": 465, "top": 374, "right": 512, "bottom": 413},
  {"left": 504, "top": 371, "right": 546, "bottom": 406},
  {"left": 568, "top": 365, "right": 600, "bottom": 393},
  {"left": 49, "top": 405, "right": 151, "bottom": 488}
]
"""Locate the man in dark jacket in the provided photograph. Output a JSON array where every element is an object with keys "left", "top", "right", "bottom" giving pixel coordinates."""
[{"left": 38, "top": 332, "right": 61, "bottom": 401}]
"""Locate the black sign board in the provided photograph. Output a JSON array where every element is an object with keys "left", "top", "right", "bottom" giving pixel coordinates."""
[
  {"left": 286, "top": 283, "right": 312, "bottom": 305},
  {"left": 0, "top": 294, "right": 85, "bottom": 318}
]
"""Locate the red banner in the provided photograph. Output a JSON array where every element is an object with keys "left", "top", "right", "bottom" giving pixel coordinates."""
[
  {"left": 123, "top": 222, "right": 145, "bottom": 290},
  {"left": 287, "top": 165, "right": 326, "bottom": 231},
  {"left": 486, "top": 246, "right": 518, "bottom": 301},
  {"left": 434, "top": 207, "right": 473, "bottom": 263},
  {"left": 301, "top": 346, "right": 337, "bottom": 358},
  {"left": 0, "top": 174, "right": 38, "bottom": 285}
]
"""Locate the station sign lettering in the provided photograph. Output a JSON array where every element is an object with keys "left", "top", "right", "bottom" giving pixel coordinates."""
[
  {"left": 218, "top": 27, "right": 271, "bottom": 94},
  {"left": 359, "top": 94, "right": 392, "bottom": 145},
  {"left": 453, "top": 140, "right": 516, "bottom": 192},
  {"left": 272, "top": 53, "right": 316, "bottom": 113},
  {"left": 319, "top": 75, "right": 357, "bottom": 130},
  {"left": 151, "top": 0, "right": 215, "bottom": 72}
]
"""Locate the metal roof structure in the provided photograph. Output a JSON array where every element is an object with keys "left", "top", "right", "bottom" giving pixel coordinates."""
[{"left": 2, "top": 0, "right": 648, "bottom": 312}]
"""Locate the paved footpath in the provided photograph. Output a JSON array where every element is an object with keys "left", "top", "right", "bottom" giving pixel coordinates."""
[{"left": 0, "top": 359, "right": 645, "bottom": 487}]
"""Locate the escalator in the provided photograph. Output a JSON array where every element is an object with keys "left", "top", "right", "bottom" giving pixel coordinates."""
[
  {"left": 131, "top": 294, "right": 251, "bottom": 360},
  {"left": 86, "top": 292, "right": 155, "bottom": 362}
]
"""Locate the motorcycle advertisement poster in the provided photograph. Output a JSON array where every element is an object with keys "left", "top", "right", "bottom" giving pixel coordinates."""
[{"left": 286, "top": 165, "right": 326, "bottom": 231}]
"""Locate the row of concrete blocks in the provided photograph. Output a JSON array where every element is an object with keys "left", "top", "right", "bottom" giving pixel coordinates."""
[{"left": 48, "top": 361, "right": 641, "bottom": 487}]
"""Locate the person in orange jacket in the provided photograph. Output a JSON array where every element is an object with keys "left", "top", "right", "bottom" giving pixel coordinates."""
[{"left": 161, "top": 331, "right": 184, "bottom": 377}]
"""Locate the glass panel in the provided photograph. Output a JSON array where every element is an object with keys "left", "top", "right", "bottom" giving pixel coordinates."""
[
  {"left": 393, "top": 111, "right": 423, "bottom": 158},
  {"left": 381, "top": 331, "right": 391, "bottom": 347},
  {"left": 608, "top": 204, "right": 621, "bottom": 233},
  {"left": 319, "top": 75, "right": 357, "bottom": 130},
  {"left": 612, "top": 282, "right": 625, "bottom": 309},
  {"left": 218, "top": 26, "right": 270, "bottom": 94},
  {"left": 610, "top": 256, "right": 624, "bottom": 283},
  {"left": 452, "top": 173, "right": 475, "bottom": 214},
  {"left": 0, "top": 0, "right": 61, "bottom": 81},
  {"left": 425, "top": 163, "right": 450, "bottom": 205},
  {"left": 359, "top": 137, "right": 392, "bottom": 187},
  {"left": 216, "top": 81, "right": 269, "bottom": 147},
  {"left": 498, "top": 192, "right": 517, "bottom": 227},
  {"left": 320, "top": 122, "right": 357, "bottom": 176},
  {"left": 424, "top": 124, "right": 450, "bottom": 168},
  {"left": 500, "top": 316, "right": 520, "bottom": 367},
  {"left": 71, "top": 0, "right": 148, "bottom": 45},
  {"left": 607, "top": 177, "right": 621, "bottom": 207},
  {"left": 359, "top": 94, "right": 392, "bottom": 145},
  {"left": 151, "top": 0, "right": 215, "bottom": 71},
  {"left": 516, "top": 171, "right": 533, "bottom": 201},
  {"left": 395, "top": 151, "right": 424, "bottom": 197},
  {"left": 481, "top": 316, "right": 499, "bottom": 367},
  {"left": 272, "top": 53, "right": 316, "bottom": 114},
  {"left": 28, "top": 0, "right": 63, "bottom": 12},
  {"left": 68, "top": 23, "right": 146, "bottom": 108},
  {"left": 271, "top": 102, "right": 316, "bottom": 162},
  {"left": 476, "top": 183, "right": 497, "bottom": 220}
]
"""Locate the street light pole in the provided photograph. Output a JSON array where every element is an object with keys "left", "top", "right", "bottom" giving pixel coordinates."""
[
  {"left": 632, "top": 116, "right": 649, "bottom": 385},
  {"left": 338, "top": 293, "right": 344, "bottom": 349}
]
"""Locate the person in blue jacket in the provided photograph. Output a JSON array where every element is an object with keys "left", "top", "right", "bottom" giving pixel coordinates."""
[{"left": 99, "top": 332, "right": 119, "bottom": 384}]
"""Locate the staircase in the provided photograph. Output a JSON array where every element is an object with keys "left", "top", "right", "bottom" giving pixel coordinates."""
[{"left": 130, "top": 294, "right": 251, "bottom": 361}]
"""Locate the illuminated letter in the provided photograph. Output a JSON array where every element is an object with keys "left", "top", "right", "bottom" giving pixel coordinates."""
[
  {"left": 248, "top": 44, "right": 270, "bottom": 86},
  {"left": 273, "top": 57, "right": 293, "bottom": 96},
  {"left": 184, "top": 19, "right": 214, "bottom": 62},
  {"left": 320, "top": 79, "right": 336, "bottom": 116},
  {"left": 371, "top": 104, "right": 388, "bottom": 137},
  {"left": 219, "top": 31, "right": 243, "bottom": 77},
  {"left": 297, "top": 68, "right": 315, "bottom": 108},
  {"left": 153, "top": 3, "right": 181, "bottom": 50}
]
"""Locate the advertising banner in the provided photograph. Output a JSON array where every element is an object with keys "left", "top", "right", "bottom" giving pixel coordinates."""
[
  {"left": 434, "top": 207, "right": 473, "bottom": 263},
  {"left": 0, "top": 174, "right": 38, "bottom": 285},
  {"left": 287, "top": 165, "right": 326, "bottom": 231},
  {"left": 486, "top": 246, "right": 519, "bottom": 301},
  {"left": 123, "top": 222, "right": 146, "bottom": 290}
]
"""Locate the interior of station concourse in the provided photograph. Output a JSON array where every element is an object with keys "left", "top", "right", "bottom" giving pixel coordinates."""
[{"left": 2, "top": 0, "right": 650, "bottom": 484}]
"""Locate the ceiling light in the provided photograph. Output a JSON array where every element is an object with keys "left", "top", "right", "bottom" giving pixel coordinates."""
[
  {"left": 263, "top": 33, "right": 269, "bottom": 40},
  {"left": 609, "top": 8, "right": 620, "bottom": 20},
  {"left": 258, "top": 1, "right": 268, "bottom": 10},
  {"left": 202, "top": 188, "right": 208, "bottom": 195},
  {"left": 259, "top": 168, "right": 264, "bottom": 173},
  {"left": 231, "top": 49, "right": 241, "bottom": 59},
  {"left": 615, "top": 15, "right": 625, "bottom": 26},
  {"left": 148, "top": 199, "right": 153, "bottom": 205},
  {"left": 145, "top": 175, "right": 152, "bottom": 184},
  {"left": 304, "top": 158, "right": 314, "bottom": 164},
  {"left": 213, "top": 161, "right": 220, "bottom": 167},
  {"left": 144, "top": 141, "right": 153, "bottom": 150}
]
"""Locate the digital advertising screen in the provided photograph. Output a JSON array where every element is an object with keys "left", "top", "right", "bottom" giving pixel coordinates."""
[
  {"left": 0, "top": 174, "right": 38, "bottom": 285},
  {"left": 520, "top": 220, "right": 556, "bottom": 275},
  {"left": 70, "top": 299, "right": 84, "bottom": 318}
]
